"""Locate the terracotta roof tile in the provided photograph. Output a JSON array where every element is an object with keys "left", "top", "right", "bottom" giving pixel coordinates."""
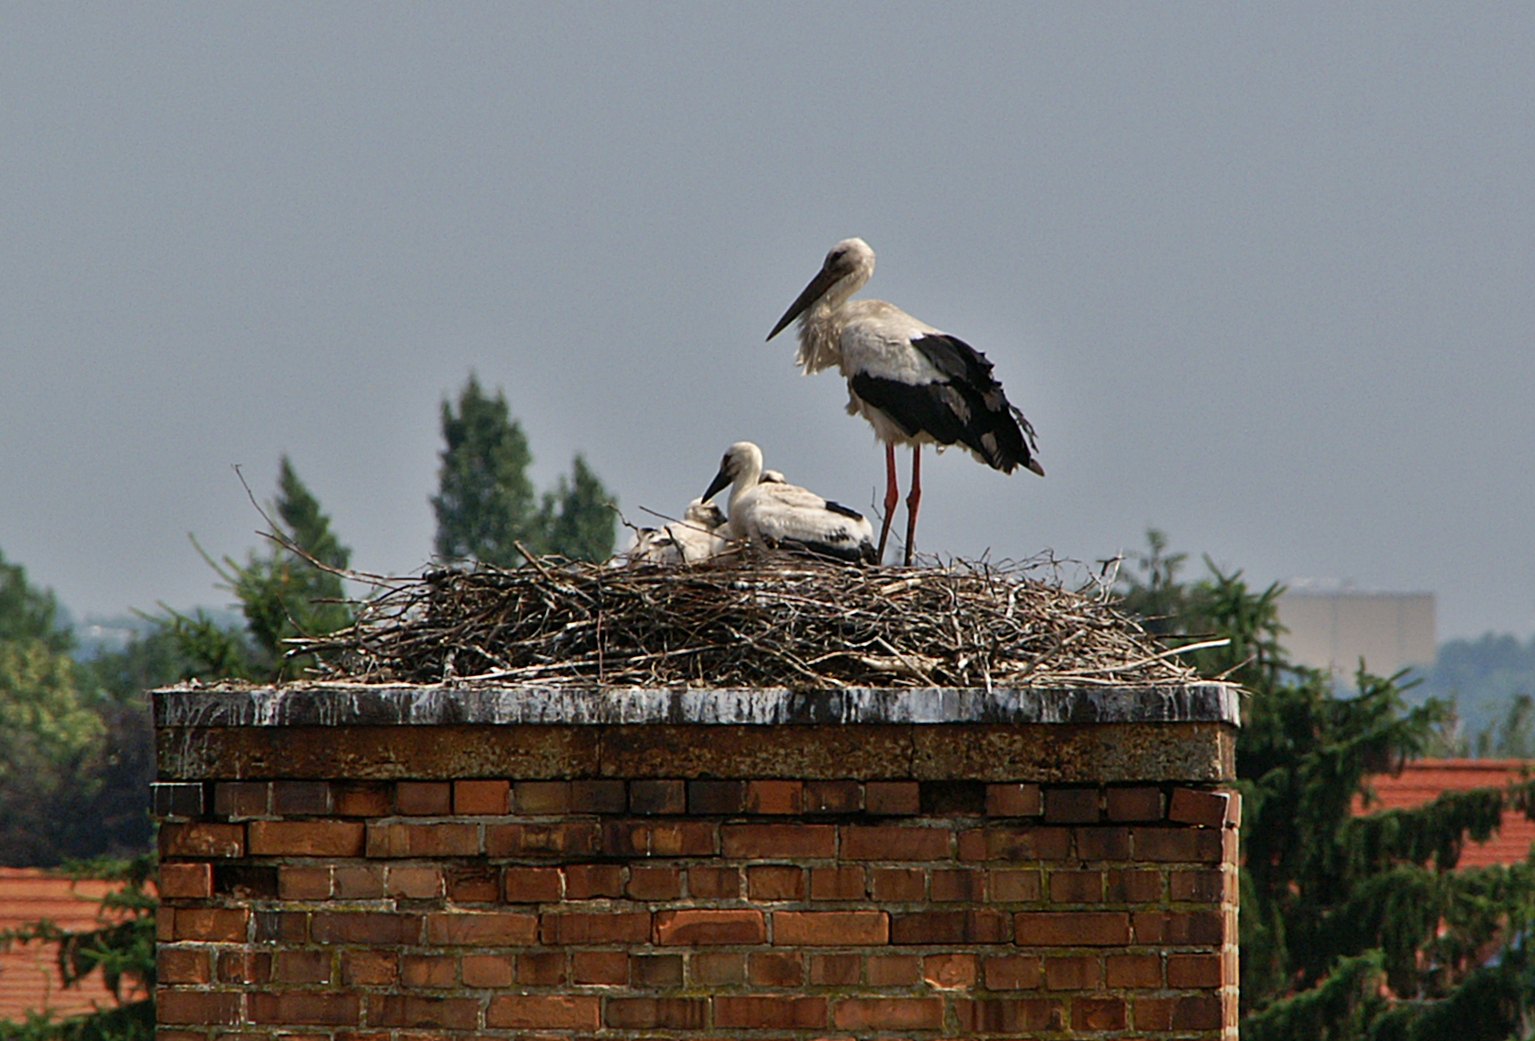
[{"left": 1357, "top": 759, "right": 1535, "bottom": 869}]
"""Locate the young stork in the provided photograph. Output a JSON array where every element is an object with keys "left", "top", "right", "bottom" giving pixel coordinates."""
[
  {"left": 626, "top": 499, "right": 729, "bottom": 566},
  {"left": 767, "top": 237, "right": 1044, "bottom": 565},
  {"left": 702, "top": 442, "right": 877, "bottom": 564}
]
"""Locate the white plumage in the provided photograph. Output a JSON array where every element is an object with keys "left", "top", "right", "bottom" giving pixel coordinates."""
[
  {"left": 767, "top": 237, "right": 1043, "bottom": 565},
  {"left": 702, "top": 442, "right": 876, "bottom": 564},
  {"left": 625, "top": 499, "right": 729, "bottom": 566}
]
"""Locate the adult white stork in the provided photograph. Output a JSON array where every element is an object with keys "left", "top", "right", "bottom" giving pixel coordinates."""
[
  {"left": 702, "top": 442, "right": 877, "bottom": 564},
  {"left": 766, "top": 237, "right": 1044, "bottom": 565}
]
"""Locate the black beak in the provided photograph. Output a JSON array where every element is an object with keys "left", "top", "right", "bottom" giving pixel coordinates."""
[
  {"left": 767, "top": 265, "right": 841, "bottom": 341},
  {"left": 702, "top": 466, "right": 732, "bottom": 503}
]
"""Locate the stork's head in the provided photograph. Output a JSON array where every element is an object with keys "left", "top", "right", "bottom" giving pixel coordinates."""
[
  {"left": 767, "top": 237, "right": 876, "bottom": 341},
  {"left": 702, "top": 441, "right": 764, "bottom": 503}
]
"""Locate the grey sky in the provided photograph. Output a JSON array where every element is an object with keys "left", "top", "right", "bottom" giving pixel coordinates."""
[{"left": 2, "top": 5, "right": 1532, "bottom": 641}]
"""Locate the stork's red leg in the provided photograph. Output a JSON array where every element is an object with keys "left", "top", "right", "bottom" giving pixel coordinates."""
[
  {"left": 904, "top": 446, "right": 922, "bottom": 566},
  {"left": 875, "top": 442, "right": 898, "bottom": 564}
]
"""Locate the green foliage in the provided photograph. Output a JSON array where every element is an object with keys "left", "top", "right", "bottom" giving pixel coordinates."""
[
  {"left": 0, "top": 856, "right": 156, "bottom": 1041},
  {"left": 0, "top": 548, "right": 73, "bottom": 655},
  {"left": 431, "top": 374, "right": 616, "bottom": 565},
  {"left": 1118, "top": 529, "right": 1535, "bottom": 1040}
]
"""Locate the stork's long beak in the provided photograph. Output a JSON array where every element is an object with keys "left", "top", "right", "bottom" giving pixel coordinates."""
[
  {"left": 767, "top": 265, "right": 841, "bottom": 341},
  {"left": 702, "top": 466, "right": 733, "bottom": 503}
]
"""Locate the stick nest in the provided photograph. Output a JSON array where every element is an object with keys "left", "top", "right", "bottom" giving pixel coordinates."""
[{"left": 296, "top": 554, "right": 1198, "bottom": 689}]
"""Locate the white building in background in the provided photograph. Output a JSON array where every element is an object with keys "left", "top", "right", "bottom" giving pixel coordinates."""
[{"left": 1277, "top": 582, "right": 1436, "bottom": 676}]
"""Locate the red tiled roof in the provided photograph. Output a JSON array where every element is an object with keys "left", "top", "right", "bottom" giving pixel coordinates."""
[
  {"left": 1357, "top": 759, "right": 1535, "bottom": 868},
  {"left": 0, "top": 868, "right": 142, "bottom": 1023}
]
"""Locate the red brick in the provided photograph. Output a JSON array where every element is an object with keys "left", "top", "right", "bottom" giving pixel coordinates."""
[
  {"left": 628, "top": 865, "right": 683, "bottom": 899},
  {"left": 655, "top": 908, "right": 765, "bottom": 945},
  {"left": 486, "top": 821, "right": 599, "bottom": 856},
  {"left": 691, "top": 951, "right": 745, "bottom": 984},
  {"left": 249, "top": 992, "right": 359, "bottom": 1026},
  {"left": 252, "top": 910, "right": 306, "bottom": 943},
  {"left": 891, "top": 909, "right": 1009, "bottom": 944},
  {"left": 865, "top": 780, "right": 920, "bottom": 815},
  {"left": 454, "top": 779, "right": 509, "bottom": 815},
  {"left": 332, "top": 781, "right": 391, "bottom": 816},
  {"left": 381, "top": 865, "right": 441, "bottom": 900},
  {"left": 932, "top": 867, "right": 985, "bottom": 901},
  {"left": 1108, "top": 952, "right": 1162, "bottom": 987},
  {"left": 1225, "top": 789, "right": 1243, "bottom": 827},
  {"left": 272, "top": 780, "right": 331, "bottom": 815},
  {"left": 272, "top": 949, "right": 330, "bottom": 984},
  {"left": 1172, "top": 995, "right": 1223, "bottom": 1030},
  {"left": 515, "top": 780, "right": 571, "bottom": 814},
  {"left": 924, "top": 952, "right": 979, "bottom": 990},
  {"left": 248, "top": 819, "right": 363, "bottom": 857},
  {"left": 1171, "top": 867, "right": 1229, "bottom": 903},
  {"left": 985, "top": 954, "right": 1044, "bottom": 990},
  {"left": 688, "top": 779, "right": 744, "bottom": 814},
  {"left": 1107, "top": 785, "right": 1164, "bottom": 821},
  {"left": 1044, "top": 786, "right": 1101, "bottom": 823},
  {"left": 1076, "top": 825, "right": 1131, "bottom": 860},
  {"left": 747, "top": 864, "right": 804, "bottom": 900},
  {"left": 312, "top": 912, "right": 420, "bottom": 945},
  {"left": 810, "top": 865, "right": 865, "bottom": 900},
  {"left": 541, "top": 911, "right": 650, "bottom": 944},
  {"left": 1074, "top": 996, "right": 1127, "bottom": 1031},
  {"left": 402, "top": 954, "right": 456, "bottom": 988},
  {"left": 159, "top": 862, "right": 213, "bottom": 899},
  {"left": 215, "top": 949, "right": 269, "bottom": 984},
  {"left": 1169, "top": 787, "right": 1229, "bottom": 828},
  {"left": 989, "top": 868, "right": 1042, "bottom": 902},
  {"left": 632, "top": 954, "right": 684, "bottom": 987},
  {"left": 745, "top": 779, "right": 801, "bottom": 814},
  {"left": 213, "top": 781, "right": 268, "bottom": 817},
  {"left": 487, "top": 995, "right": 600, "bottom": 1030},
  {"left": 721, "top": 822, "right": 835, "bottom": 858},
  {"left": 426, "top": 911, "right": 538, "bottom": 945},
  {"left": 462, "top": 953, "right": 514, "bottom": 987},
  {"left": 157, "top": 948, "right": 210, "bottom": 984},
  {"left": 366, "top": 821, "right": 479, "bottom": 857},
  {"left": 1135, "top": 995, "right": 1175, "bottom": 1030},
  {"left": 395, "top": 780, "right": 452, "bottom": 815},
  {"left": 867, "top": 953, "right": 920, "bottom": 986},
  {"left": 1045, "top": 954, "right": 1101, "bottom": 989},
  {"left": 604, "top": 820, "right": 716, "bottom": 857},
  {"left": 964, "top": 825, "right": 1072, "bottom": 861},
  {"left": 278, "top": 865, "right": 331, "bottom": 900},
  {"left": 629, "top": 779, "right": 685, "bottom": 814},
  {"left": 955, "top": 997, "right": 1064, "bottom": 1033},
  {"left": 1133, "top": 909, "right": 1224, "bottom": 945},
  {"left": 172, "top": 907, "right": 249, "bottom": 942},
  {"left": 749, "top": 950, "right": 803, "bottom": 987},
  {"left": 1014, "top": 911, "right": 1130, "bottom": 945},
  {"left": 804, "top": 780, "right": 861, "bottom": 813},
  {"left": 1049, "top": 869, "right": 1103, "bottom": 903},
  {"left": 572, "top": 950, "right": 629, "bottom": 984},
  {"left": 1107, "top": 867, "right": 1163, "bottom": 902},
  {"left": 774, "top": 910, "right": 887, "bottom": 946},
  {"left": 605, "top": 997, "right": 708, "bottom": 1029},
  {"left": 833, "top": 997, "right": 943, "bottom": 1031},
  {"left": 1133, "top": 826, "right": 1224, "bottom": 863},
  {"left": 870, "top": 866, "right": 925, "bottom": 901},
  {"left": 341, "top": 949, "right": 398, "bottom": 985},
  {"left": 367, "top": 994, "right": 477, "bottom": 1030},
  {"left": 563, "top": 863, "right": 624, "bottom": 898},
  {"left": 334, "top": 864, "right": 385, "bottom": 898},
  {"left": 160, "top": 822, "right": 244, "bottom": 858},
  {"left": 688, "top": 866, "right": 740, "bottom": 899},
  {"left": 810, "top": 953, "right": 861, "bottom": 985},
  {"left": 987, "top": 783, "right": 1043, "bottom": 817},
  {"left": 1168, "top": 952, "right": 1222, "bottom": 988},
  {"left": 517, "top": 951, "right": 566, "bottom": 985},
  {"left": 570, "top": 778, "right": 627, "bottom": 813},
  {"left": 502, "top": 866, "right": 562, "bottom": 902},
  {"left": 713, "top": 996, "right": 827, "bottom": 1029},
  {"left": 156, "top": 990, "right": 241, "bottom": 1025},
  {"left": 841, "top": 824, "right": 949, "bottom": 860}
]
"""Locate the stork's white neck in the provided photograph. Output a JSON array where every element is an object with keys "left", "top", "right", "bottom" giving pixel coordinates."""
[{"left": 727, "top": 446, "right": 764, "bottom": 519}]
